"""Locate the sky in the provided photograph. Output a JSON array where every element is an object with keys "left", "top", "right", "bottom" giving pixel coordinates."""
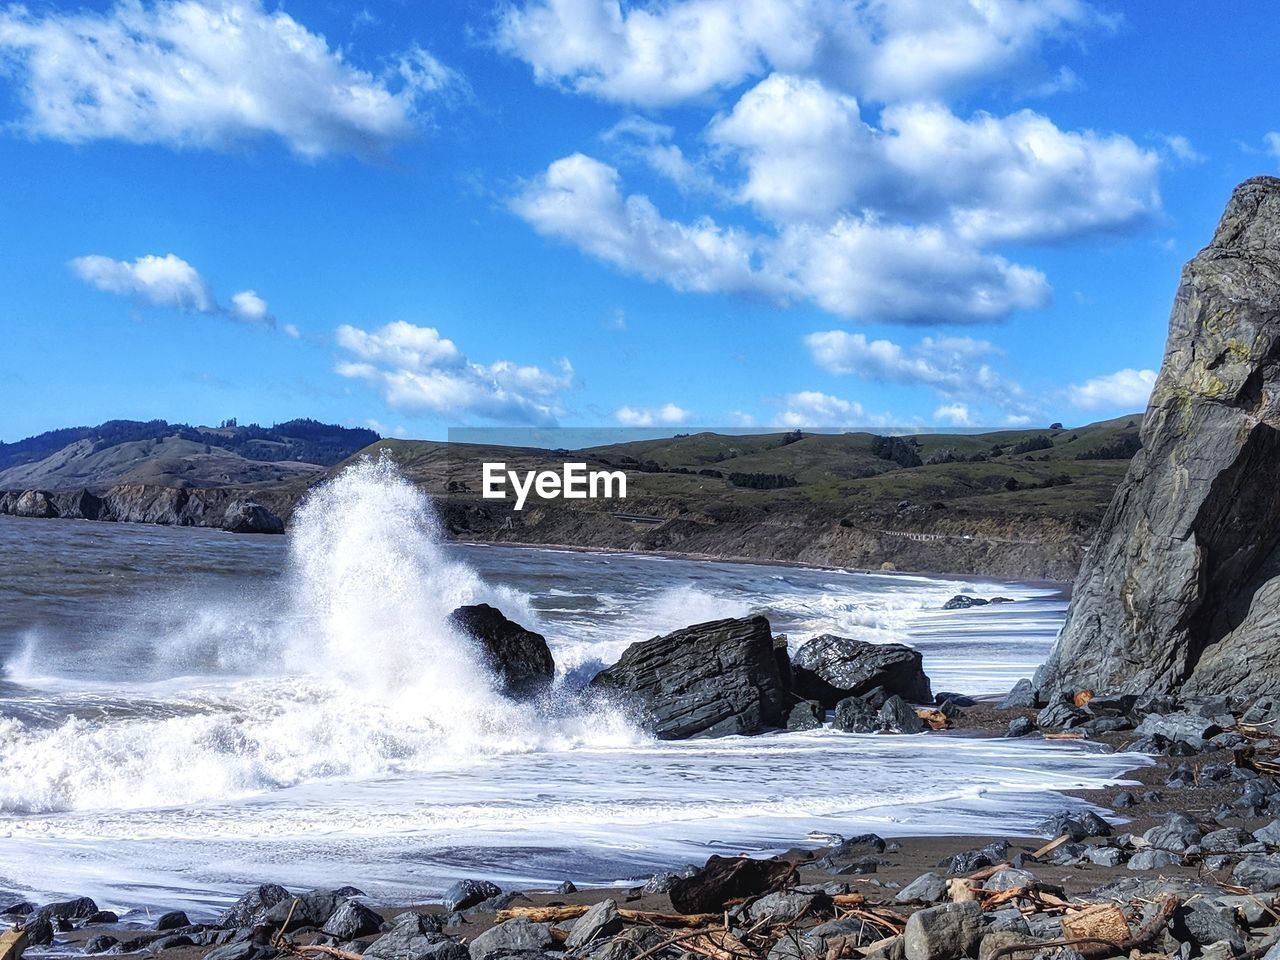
[{"left": 0, "top": 0, "right": 1276, "bottom": 441}]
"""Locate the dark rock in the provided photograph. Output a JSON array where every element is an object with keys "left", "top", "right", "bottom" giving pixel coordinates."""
[
  {"left": 565, "top": 900, "right": 623, "bottom": 951},
  {"left": 449, "top": 605, "right": 555, "bottom": 697},
  {"left": 1, "top": 902, "right": 33, "bottom": 916},
  {"left": 1134, "top": 713, "right": 1221, "bottom": 742},
  {"left": 1005, "top": 717, "right": 1035, "bottom": 738},
  {"left": 1234, "top": 854, "right": 1280, "bottom": 889},
  {"left": 1036, "top": 701, "right": 1089, "bottom": 730},
  {"left": 1254, "top": 820, "right": 1280, "bottom": 845},
  {"left": 832, "top": 834, "right": 887, "bottom": 855},
  {"left": 1145, "top": 813, "right": 1202, "bottom": 851},
  {"left": 155, "top": 911, "right": 190, "bottom": 931},
  {"left": 39, "top": 897, "right": 98, "bottom": 921},
  {"left": 1128, "top": 849, "right": 1182, "bottom": 871},
  {"left": 591, "top": 616, "right": 785, "bottom": 739},
  {"left": 85, "top": 935, "right": 120, "bottom": 953},
  {"left": 786, "top": 700, "right": 824, "bottom": 731},
  {"left": 1174, "top": 901, "right": 1245, "bottom": 952},
  {"left": 442, "top": 879, "right": 502, "bottom": 913},
  {"left": 641, "top": 873, "right": 678, "bottom": 895},
  {"left": 1037, "top": 813, "right": 1087, "bottom": 841},
  {"left": 264, "top": 888, "right": 360, "bottom": 931},
  {"left": 364, "top": 913, "right": 457, "bottom": 960},
  {"left": 468, "top": 919, "right": 553, "bottom": 960},
  {"left": 669, "top": 855, "right": 794, "bottom": 915},
  {"left": 935, "top": 693, "right": 976, "bottom": 707},
  {"left": 1085, "top": 846, "right": 1124, "bottom": 867},
  {"left": 219, "top": 884, "right": 292, "bottom": 929},
  {"left": 223, "top": 500, "right": 285, "bottom": 535},
  {"left": 998, "top": 680, "right": 1037, "bottom": 710},
  {"left": 895, "top": 873, "right": 948, "bottom": 904},
  {"left": 879, "top": 695, "right": 925, "bottom": 734},
  {"left": 23, "top": 913, "right": 54, "bottom": 946},
  {"left": 554, "top": 881, "right": 577, "bottom": 895},
  {"left": 85, "top": 911, "right": 118, "bottom": 924},
  {"left": 1202, "top": 827, "right": 1260, "bottom": 854},
  {"left": 204, "top": 940, "right": 279, "bottom": 960},
  {"left": 833, "top": 696, "right": 878, "bottom": 733},
  {"left": 938, "top": 840, "right": 1008, "bottom": 875},
  {"left": 1080, "top": 812, "right": 1113, "bottom": 837},
  {"left": 1040, "top": 177, "right": 1280, "bottom": 701},
  {"left": 323, "top": 901, "right": 383, "bottom": 940},
  {"left": 791, "top": 635, "right": 931, "bottom": 707},
  {"left": 1113, "top": 791, "right": 1136, "bottom": 808},
  {"left": 942, "top": 595, "right": 988, "bottom": 610},
  {"left": 153, "top": 934, "right": 197, "bottom": 950},
  {"left": 903, "top": 900, "right": 983, "bottom": 960},
  {"left": 1168, "top": 763, "right": 1196, "bottom": 787}
]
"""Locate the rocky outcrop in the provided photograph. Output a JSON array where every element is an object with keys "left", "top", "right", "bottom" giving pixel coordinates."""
[
  {"left": 1042, "top": 177, "right": 1280, "bottom": 700},
  {"left": 791, "top": 634, "right": 932, "bottom": 706},
  {"left": 0, "top": 484, "right": 287, "bottom": 534},
  {"left": 448, "top": 604, "right": 555, "bottom": 696},
  {"left": 591, "top": 616, "right": 786, "bottom": 739}
]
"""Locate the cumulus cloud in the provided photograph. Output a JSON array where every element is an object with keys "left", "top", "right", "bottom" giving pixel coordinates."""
[
  {"left": 335, "top": 321, "right": 573, "bottom": 425},
  {"left": 615, "top": 403, "right": 691, "bottom": 426},
  {"left": 70, "top": 252, "right": 282, "bottom": 329},
  {"left": 1265, "top": 132, "right": 1280, "bottom": 160},
  {"left": 513, "top": 154, "right": 1049, "bottom": 323},
  {"left": 0, "top": 0, "right": 457, "bottom": 159},
  {"left": 501, "top": 2, "right": 1160, "bottom": 327},
  {"left": 496, "top": 0, "right": 1104, "bottom": 107},
  {"left": 1066, "top": 367, "right": 1156, "bottom": 411},
  {"left": 774, "top": 390, "right": 880, "bottom": 428},
  {"left": 933, "top": 403, "right": 975, "bottom": 426}
]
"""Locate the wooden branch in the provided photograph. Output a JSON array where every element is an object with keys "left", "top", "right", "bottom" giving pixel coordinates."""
[{"left": 496, "top": 905, "right": 720, "bottom": 927}]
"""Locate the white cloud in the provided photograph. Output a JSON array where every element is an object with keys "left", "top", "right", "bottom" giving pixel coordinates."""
[
  {"left": 513, "top": 153, "right": 1050, "bottom": 324},
  {"left": 615, "top": 403, "right": 691, "bottom": 426},
  {"left": 71, "top": 253, "right": 216, "bottom": 313},
  {"left": 71, "top": 252, "right": 285, "bottom": 330},
  {"left": 1066, "top": 367, "right": 1156, "bottom": 411},
  {"left": 774, "top": 390, "right": 875, "bottom": 428},
  {"left": 0, "top": 0, "right": 457, "bottom": 159},
  {"left": 805, "top": 331, "right": 1021, "bottom": 399},
  {"left": 1158, "top": 134, "right": 1203, "bottom": 164},
  {"left": 282, "top": 323, "right": 302, "bottom": 340},
  {"left": 932, "top": 403, "right": 974, "bottom": 426},
  {"left": 335, "top": 321, "right": 573, "bottom": 425},
  {"left": 496, "top": 0, "right": 1104, "bottom": 107},
  {"left": 1266, "top": 132, "right": 1280, "bottom": 160}
]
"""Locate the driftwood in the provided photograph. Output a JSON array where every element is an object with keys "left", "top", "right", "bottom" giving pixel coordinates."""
[
  {"left": 285, "top": 946, "right": 365, "bottom": 960},
  {"left": 986, "top": 893, "right": 1178, "bottom": 960},
  {"left": 0, "top": 928, "right": 28, "bottom": 960},
  {"left": 497, "top": 906, "right": 721, "bottom": 927}
]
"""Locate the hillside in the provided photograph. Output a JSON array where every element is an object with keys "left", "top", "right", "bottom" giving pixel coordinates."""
[
  {"left": 0, "top": 417, "right": 1142, "bottom": 578},
  {"left": 0, "top": 418, "right": 379, "bottom": 490}
]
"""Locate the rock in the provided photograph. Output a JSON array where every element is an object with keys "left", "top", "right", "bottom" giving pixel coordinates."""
[
  {"left": 1242, "top": 696, "right": 1280, "bottom": 729},
  {"left": 1085, "top": 846, "right": 1124, "bottom": 867},
  {"left": 223, "top": 500, "right": 285, "bottom": 534},
  {"left": 155, "top": 911, "right": 190, "bottom": 931},
  {"left": 1134, "top": 712, "right": 1221, "bottom": 742},
  {"left": 1255, "top": 820, "right": 1280, "bottom": 845},
  {"left": 442, "top": 879, "right": 502, "bottom": 913},
  {"left": 1, "top": 903, "right": 33, "bottom": 917},
  {"left": 14, "top": 490, "right": 58, "bottom": 518},
  {"left": 1234, "top": 854, "right": 1280, "bottom": 889},
  {"left": 22, "top": 914, "right": 53, "bottom": 947},
  {"left": 205, "top": 940, "right": 279, "bottom": 960},
  {"left": 365, "top": 914, "right": 460, "bottom": 960},
  {"left": 833, "top": 696, "right": 879, "bottom": 733},
  {"left": 879, "top": 695, "right": 925, "bottom": 734},
  {"left": 218, "top": 884, "right": 293, "bottom": 929},
  {"left": 979, "top": 931, "right": 1035, "bottom": 960},
  {"left": 791, "top": 635, "right": 931, "bottom": 707},
  {"left": 85, "top": 935, "right": 119, "bottom": 953},
  {"left": 786, "top": 700, "right": 824, "bottom": 731},
  {"left": 984, "top": 868, "right": 1035, "bottom": 892},
  {"left": 746, "top": 892, "right": 823, "bottom": 925},
  {"left": 449, "top": 605, "right": 555, "bottom": 697},
  {"left": 1040, "top": 177, "right": 1280, "bottom": 701},
  {"left": 998, "top": 680, "right": 1037, "bottom": 710},
  {"left": 591, "top": 616, "right": 786, "bottom": 739},
  {"left": 38, "top": 897, "right": 98, "bottom": 921},
  {"left": 85, "top": 911, "right": 118, "bottom": 924},
  {"left": 1080, "top": 812, "right": 1113, "bottom": 837},
  {"left": 264, "top": 888, "right": 360, "bottom": 931},
  {"left": 1037, "top": 814, "right": 1087, "bottom": 842},
  {"left": 468, "top": 919, "right": 553, "bottom": 960},
  {"left": 565, "top": 900, "right": 623, "bottom": 951},
  {"left": 903, "top": 901, "right": 983, "bottom": 960},
  {"left": 1036, "top": 701, "right": 1089, "bottom": 730},
  {"left": 1174, "top": 901, "right": 1246, "bottom": 953},
  {"left": 938, "top": 841, "right": 1008, "bottom": 875},
  {"left": 1145, "top": 813, "right": 1202, "bottom": 852},
  {"left": 669, "top": 856, "right": 794, "bottom": 915},
  {"left": 832, "top": 834, "right": 887, "bottom": 856},
  {"left": 322, "top": 900, "right": 383, "bottom": 940},
  {"left": 153, "top": 934, "right": 197, "bottom": 950},
  {"left": 942, "top": 596, "right": 987, "bottom": 610},
  {"left": 642, "top": 873, "right": 678, "bottom": 895},
  {"left": 555, "top": 881, "right": 578, "bottom": 895},
  {"left": 895, "top": 874, "right": 948, "bottom": 904},
  {"left": 1203, "top": 827, "right": 1262, "bottom": 854},
  {"left": 1128, "top": 849, "right": 1182, "bottom": 871},
  {"left": 1006, "top": 717, "right": 1035, "bottom": 738},
  {"left": 1114, "top": 791, "right": 1137, "bottom": 808}
]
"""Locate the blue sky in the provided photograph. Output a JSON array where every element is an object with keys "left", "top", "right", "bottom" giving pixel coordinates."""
[{"left": 0, "top": 0, "right": 1276, "bottom": 441}]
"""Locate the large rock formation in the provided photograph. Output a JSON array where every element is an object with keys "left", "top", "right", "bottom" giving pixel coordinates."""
[
  {"left": 791, "top": 634, "right": 932, "bottom": 706},
  {"left": 1041, "top": 177, "right": 1280, "bottom": 700},
  {"left": 591, "top": 616, "right": 786, "bottom": 739},
  {"left": 448, "top": 604, "right": 556, "bottom": 696}
]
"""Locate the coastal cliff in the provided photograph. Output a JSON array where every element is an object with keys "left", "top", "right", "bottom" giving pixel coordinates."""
[{"left": 1042, "top": 176, "right": 1280, "bottom": 699}]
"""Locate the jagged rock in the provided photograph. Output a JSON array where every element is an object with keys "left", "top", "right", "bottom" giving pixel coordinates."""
[
  {"left": 998, "top": 680, "right": 1037, "bottom": 710},
  {"left": 938, "top": 841, "right": 1008, "bottom": 875},
  {"left": 155, "top": 911, "right": 190, "bottom": 931},
  {"left": 746, "top": 892, "right": 824, "bottom": 925},
  {"left": 592, "top": 616, "right": 785, "bottom": 739},
  {"left": 468, "top": 919, "right": 553, "bottom": 960},
  {"left": 668, "top": 856, "right": 794, "bottom": 915},
  {"left": 218, "top": 885, "right": 292, "bottom": 929},
  {"left": 37, "top": 897, "right": 97, "bottom": 921},
  {"left": 223, "top": 500, "right": 285, "bottom": 535},
  {"left": 1040, "top": 177, "right": 1280, "bottom": 700},
  {"left": 85, "top": 935, "right": 119, "bottom": 954},
  {"left": 1234, "top": 854, "right": 1280, "bottom": 889},
  {"left": 879, "top": 695, "right": 925, "bottom": 734},
  {"left": 833, "top": 696, "right": 879, "bottom": 733},
  {"left": 1145, "top": 813, "right": 1202, "bottom": 852},
  {"left": 322, "top": 900, "right": 383, "bottom": 940},
  {"left": 895, "top": 874, "right": 948, "bottom": 904},
  {"left": 942, "top": 595, "right": 988, "bottom": 610},
  {"left": 449, "top": 605, "right": 555, "bottom": 696},
  {"left": 903, "top": 901, "right": 983, "bottom": 960},
  {"left": 1255, "top": 820, "right": 1280, "bottom": 844},
  {"left": 442, "top": 879, "right": 502, "bottom": 913},
  {"left": 791, "top": 635, "right": 931, "bottom": 707},
  {"left": 1173, "top": 901, "right": 1246, "bottom": 953},
  {"left": 14, "top": 490, "right": 58, "bottom": 518},
  {"left": 564, "top": 900, "right": 623, "bottom": 950},
  {"left": 1128, "top": 849, "right": 1182, "bottom": 871},
  {"left": 365, "top": 914, "right": 460, "bottom": 960},
  {"left": 786, "top": 700, "right": 824, "bottom": 731},
  {"left": 1036, "top": 700, "right": 1089, "bottom": 730},
  {"left": 264, "top": 887, "right": 360, "bottom": 931},
  {"left": 1086, "top": 846, "right": 1124, "bottom": 867},
  {"left": 555, "top": 881, "right": 578, "bottom": 895},
  {"left": 1006, "top": 716, "right": 1035, "bottom": 738}
]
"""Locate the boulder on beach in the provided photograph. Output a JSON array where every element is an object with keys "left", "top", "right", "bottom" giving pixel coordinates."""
[
  {"left": 1041, "top": 177, "right": 1280, "bottom": 700},
  {"left": 668, "top": 855, "right": 794, "bottom": 915},
  {"left": 591, "top": 616, "right": 786, "bottom": 739},
  {"left": 222, "top": 499, "right": 285, "bottom": 535},
  {"left": 448, "top": 605, "right": 555, "bottom": 697},
  {"left": 791, "top": 635, "right": 932, "bottom": 707}
]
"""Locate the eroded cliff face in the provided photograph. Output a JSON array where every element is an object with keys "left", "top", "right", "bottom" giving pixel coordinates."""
[{"left": 1042, "top": 176, "right": 1280, "bottom": 700}]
